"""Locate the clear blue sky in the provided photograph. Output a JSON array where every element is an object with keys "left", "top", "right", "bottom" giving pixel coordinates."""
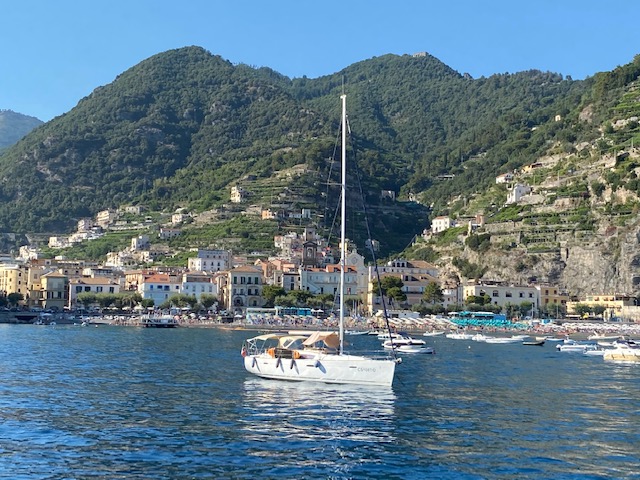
[{"left": 2, "top": 0, "right": 638, "bottom": 121}]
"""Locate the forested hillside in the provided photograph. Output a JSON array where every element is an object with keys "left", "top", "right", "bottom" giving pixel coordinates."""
[
  {"left": 0, "top": 110, "right": 43, "bottom": 151},
  {"left": 0, "top": 46, "right": 638, "bottom": 259}
]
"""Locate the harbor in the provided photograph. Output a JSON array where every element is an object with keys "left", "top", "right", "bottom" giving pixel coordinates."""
[{"left": 0, "top": 323, "right": 638, "bottom": 478}]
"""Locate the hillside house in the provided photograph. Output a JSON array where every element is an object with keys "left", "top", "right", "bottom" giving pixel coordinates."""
[
  {"left": 431, "top": 216, "right": 452, "bottom": 234},
  {"left": 506, "top": 184, "right": 532, "bottom": 204},
  {"left": 495, "top": 173, "right": 514, "bottom": 184}
]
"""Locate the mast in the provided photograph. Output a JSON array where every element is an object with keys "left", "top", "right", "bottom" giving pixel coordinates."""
[{"left": 339, "top": 94, "right": 347, "bottom": 355}]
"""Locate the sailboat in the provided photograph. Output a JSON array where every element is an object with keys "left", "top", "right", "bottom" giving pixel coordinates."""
[{"left": 241, "top": 94, "right": 399, "bottom": 387}]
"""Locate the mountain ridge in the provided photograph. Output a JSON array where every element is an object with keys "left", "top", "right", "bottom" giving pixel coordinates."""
[{"left": 0, "top": 47, "right": 639, "bottom": 278}]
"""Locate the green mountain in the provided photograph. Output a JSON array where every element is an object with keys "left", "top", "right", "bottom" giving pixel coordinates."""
[
  {"left": 0, "top": 46, "right": 639, "bottom": 261},
  {"left": 0, "top": 110, "right": 43, "bottom": 151}
]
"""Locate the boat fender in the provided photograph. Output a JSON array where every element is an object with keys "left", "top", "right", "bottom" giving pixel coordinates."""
[
  {"left": 395, "top": 358, "right": 403, "bottom": 364},
  {"left": 292, "top": 350, "right": 301, "bottom": 359},
  {"left": 252, "top": 357, "right": 257, "bottom": 368},
  {"left": 314, "top": 360, "right": 321, "bottom": 368},
  {"left": 290, "top": 359, "right": 296, "bottom": 369},
  {"left": 276, "top": 357, "right": 282, "bottom": 368}
]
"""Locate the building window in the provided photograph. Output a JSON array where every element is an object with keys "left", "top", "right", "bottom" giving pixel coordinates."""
[{"left": 492, "top": 290, "right": 499, "bottom": 297}]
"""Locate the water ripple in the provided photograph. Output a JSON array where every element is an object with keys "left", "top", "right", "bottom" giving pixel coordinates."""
[{"left": 0, "top": 326, "right": 639, "bottom": 478}]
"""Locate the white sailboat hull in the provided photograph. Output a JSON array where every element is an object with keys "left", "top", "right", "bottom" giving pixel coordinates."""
[{"left": 244, "top": 353, "right": 396, "bottom": 387}]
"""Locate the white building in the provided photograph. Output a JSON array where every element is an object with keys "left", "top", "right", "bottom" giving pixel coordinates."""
[
  {"left": 181, "top": 272, "right": 218, "bottom": 301},
  {"left": 131, "top": 235, "right": 150, "bottom": 251},
  {"left": 139, "top": 273, "right": 183, "bottom": 306},
  {"left": 506, "top": 184, "right": 532, "bottom": 205},
  {"left": 69, "top": 277, "right": 121, "bottom": 309},
  {"left": 188, "top": 249, "right": 232, "bottom": 272},
  {"left": 230, "top": 186, "right": 247, "bottom": 203},
  {"left": 431, "top": 216, "right": 452, "bottom": 234},
  {"left": 495, "top": 173, "right": 514, "bottom": 184}
]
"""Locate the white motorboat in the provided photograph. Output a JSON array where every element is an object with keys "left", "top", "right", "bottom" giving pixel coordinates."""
[
  {"left": 484, "top": 337, "right": 523, "bottom": 344},
  {"left": 603, "top": 344, "right": 640, "bottom": 362},
  {"left": 382, "top": 335, "right": 427, "bottom": 352},
  {"left": 472, "top": 333, "right": 491, "bottom": 342},
  {"left": 587, "top": 333, "right": 622, "bottom": 341},
  {"left": 423, "top": 330, "right": 445, "bottom": 337},
  {"left": 242, "top": 94, "right": 398, "bottom": 387},
  {"left": 345, "top": 330, "right": 370, "bottom": 336},
  {"left": 446, "top": 332, "right": 475, "bottom": 340},
  {"left": 390, "top": 344, "right": 435, "bottom": 354},
  {"left": 557, "top": 343, "right": 598, "bottom": 353},
  {"left": 583, "top": 349, "right": 606, "bottom": 357}
]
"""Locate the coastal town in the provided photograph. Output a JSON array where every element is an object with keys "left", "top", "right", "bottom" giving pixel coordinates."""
[{"left": 2, "top": 192, "right": 640, "bottom": 329}]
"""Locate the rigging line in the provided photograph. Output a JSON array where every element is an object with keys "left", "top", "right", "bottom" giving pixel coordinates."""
[
  {"left": 347, "top": 122, "right": 398, "bottom": 361},
  {"left": 323, "top": 119, "right": 342, "bottom": 231}
]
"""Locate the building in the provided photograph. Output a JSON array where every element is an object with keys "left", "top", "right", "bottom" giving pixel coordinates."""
[
  {"left": 0, "top": 263, "right": 29, "bottom": 302},
  {"left": 431, "top": 216, "right": 452, "bottom": 234},
  {"left": 299, "top": 264, "right": 358, "bottom": 297},
  {"left": 365, "top": 259, "right": 440, "bottom": 314},
  {"left": 219, "top": 265, "right": 264, "bottom": 313},
  {"left": 37, "top": 272, "right": 69, "bottom": 311},
  {"left": 158, "top": 228, "right": 182, "bottom": 240},
  {"left": 230, "top": 186, "right": 248, "bottom": 203},
  {"left": 181, "top": 272, "right": 218, "bottom": 302},
  {"left": 462, "top": 281, "right": 539, "bottom": 313},
  {"left": 535, "top": 285, "right": 570, "bottom": 316},
  {"left": 188, "top": 249, "right": 232, "bottom": 272},
  {"left": 566, "top": 294, "right": 636, "bottom": 320},
  {"left": 138, "top": 273, "right": 183, "bottom": 306},
  {"left": 96, "top": 209, "right": 117, "bottom": 228},
  {"left": 495, "top": 173, "right": 514, "bottom": 184},
  {"left": 131, "top": 235, "right": 150, "bottom": 251},
  {"left": 69, "top": 277, "right": 120, "bottom": 309},
  {"left": 505, "top": 184, "right": 532, "bottom": 205}
]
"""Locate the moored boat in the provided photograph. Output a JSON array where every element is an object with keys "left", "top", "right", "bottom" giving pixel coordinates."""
[
  {"left": 603, "top": 344, "right": 640, "bottom": 362},
  {"left": 241, "top": 94, "right": 399, "bottom": 387}
]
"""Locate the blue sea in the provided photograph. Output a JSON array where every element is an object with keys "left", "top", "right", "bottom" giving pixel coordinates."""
[{"left": 0, "top": 324, "right": 639, "bottom": 479}]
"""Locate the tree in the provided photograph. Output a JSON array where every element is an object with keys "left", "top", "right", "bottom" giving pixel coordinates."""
[
  {"left": 386, "top": 286, "right": 407, "bottom": 303},
  {"left": 200, "top": 294, "right": 217, "bottom": 310},
  {"left": 77, "top": 292, "right": 98, "bottom": 309},
  {"left": 262, "top": 285, "right": 286, "bottom": 307},
  {"left": 422, "top": 281, "right": 444, "bottom": 305},
  {"left": 288, "top": 290, "right": 313, "bottom": 305},
  {"left": 7, "top": 292, "right": 23, "bottom": 307},
  {"left": 372, "top": 276, "right": 404, "bottom": 296}
]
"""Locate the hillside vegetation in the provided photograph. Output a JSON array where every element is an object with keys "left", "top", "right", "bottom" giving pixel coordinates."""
[
  {"left": 1, "top": 47, "right": 640, "bottom": 270},
  {"left": 0, "top": 110, "right": 43, "bottom": 151}
]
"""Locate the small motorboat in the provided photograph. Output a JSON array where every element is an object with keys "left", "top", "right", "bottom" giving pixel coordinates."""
[
  {"left": 523, "top": 340, "right": 545, "bottom": 346},
  {"left": 485, "top": 337, "right": 522, "bottom": 343},
  {"left": 345, "top": 330, "right": 370, "bottom": 335},
  {"left": 583, "top": 349, "right": 605, "bottom": 357},
  {"left": 587, "top": 333, "right": 623, "bottom": 341},
  {"left": 446, "top": 332, "right": 475, "bottom": 340},
  {"left": 557, "top": 343, "right": 597, "bottom": 353},
  {"left": 423, "top": 330, "right": 445, "bottom": 337},
  {"left": 391, "top": 344, "right": 435, "bottom": 354},
  {"left": 382, "top": 334, "right": 426, "bottom": 349}
]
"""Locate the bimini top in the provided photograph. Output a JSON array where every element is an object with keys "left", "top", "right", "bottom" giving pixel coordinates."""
[
  {"left": 303, "top": 331, "right": 340, "bottom": 349},
  {"left": 246, "top": 333, "right": 307, "bottom": 349}
]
